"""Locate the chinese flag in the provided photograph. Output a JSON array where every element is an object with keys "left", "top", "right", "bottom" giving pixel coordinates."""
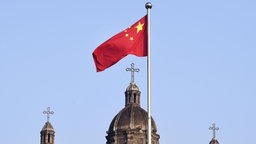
[{"left": 92, "top": 15, "right": 147, "bottom": 72}]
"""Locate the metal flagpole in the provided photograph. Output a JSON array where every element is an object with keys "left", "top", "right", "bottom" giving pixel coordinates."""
[{"left": 145, "top": 2, "right": 152, "bottom": 144}]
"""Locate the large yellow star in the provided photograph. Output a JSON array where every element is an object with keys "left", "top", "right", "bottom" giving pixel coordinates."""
[{"left": 135, "top": 22, "right": 144, "bottom": 33}]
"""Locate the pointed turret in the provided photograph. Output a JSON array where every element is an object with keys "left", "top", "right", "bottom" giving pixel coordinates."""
[
  {"left": 209, "top": 123, "right": 220, "bottom": 144},
  {"left": 125, "top": 82, "right": 141, "bottom": 106},
  {"left": 40, "top": 107, "right": 55, "bottom": 144}
]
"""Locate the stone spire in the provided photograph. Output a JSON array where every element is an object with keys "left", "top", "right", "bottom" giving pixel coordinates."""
[
  {"left": 209, "top": 123, "right": 220, "bottom": 144},
  {"left": 40, "top": 107, "right": 55, "bottom": 144}
]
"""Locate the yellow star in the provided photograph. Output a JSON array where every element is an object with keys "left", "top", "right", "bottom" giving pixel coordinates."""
[{"left": 135, "top": 22, "right": 144, "bottom": 33}]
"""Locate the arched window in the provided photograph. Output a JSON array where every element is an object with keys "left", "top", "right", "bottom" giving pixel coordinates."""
[
  {"left": 44, "top": 134, "right": 46, "bottom": 142},
  {"left": 129, "top": 94, "right": 132, "bottom": 103},
  {"left": 48, "top": 133, "right": 51, "bottom": 143}
]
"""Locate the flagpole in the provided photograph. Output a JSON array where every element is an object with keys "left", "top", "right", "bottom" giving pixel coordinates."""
[{"left": 145, "top": 2, "right": 152, "bottom": 144}]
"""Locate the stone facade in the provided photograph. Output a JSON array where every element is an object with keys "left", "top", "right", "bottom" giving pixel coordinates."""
[
  {"left": 106, "top": 82, "right": 160, "bottom": 144},
  {"left": 40, "top": 122, "right": 55, "bottom": 144}
]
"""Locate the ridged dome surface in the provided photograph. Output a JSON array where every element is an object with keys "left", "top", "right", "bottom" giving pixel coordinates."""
[
  {"left": 126, "top": 82, "right": 140, "bottom": 91},
  {"left": 41, "top": 122, "right": 54, "bottom": 131},
  {"left": 209, "top": 138, "right": 219, "bottom": 144},
  {"left": 108, "top": 104, "right": 157, "bottom": 132}
]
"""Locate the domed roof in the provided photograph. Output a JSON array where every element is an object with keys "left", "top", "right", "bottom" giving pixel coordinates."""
[
  {"left": 209, "top": 138, "right": 219, "bottom": 144},
  {"left": 126, "top": 82, "right": 140, "bottom": 91},
  {"left": 108, "top": 104, "right": 157, "bottom": 133},
  {"left": 41, "top": 121, "right": 54, "bottom": 131}
]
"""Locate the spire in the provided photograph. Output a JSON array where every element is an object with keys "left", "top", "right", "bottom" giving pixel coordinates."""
[
  {"left": 209, "top": 123, "right": 220, "bottom": 144},
  {"left": 125, "top": 63, "right": 141, "bottom": 106},
  {"left": 41, "top": 107, "right": 55, "bottom": 144}
]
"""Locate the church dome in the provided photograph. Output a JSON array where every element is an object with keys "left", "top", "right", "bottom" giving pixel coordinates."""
[
  {"left": 107, "top": 104, "right": 158, "bottom": 133},
  {"left": 108, "top": 81, "right": 158, "bottom": 133},
  {"left": 126, "top": 82, "right": 140, "bottom": 91},
  {"left": 209, "top": 138, "right": 219, "bottom": 144},
  {"left": 106, "top": 66, "right": 160, "bottom": 144},
  {"left": 41, "top": 121, "right": 54, "bottom": 131}
]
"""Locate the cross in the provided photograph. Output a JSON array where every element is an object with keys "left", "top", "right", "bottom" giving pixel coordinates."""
[
  {"left": 209, "top": 123, "right": 219, "bottom": 138},
  {"left": 43, "top": 107, "right": 54, "bottom": 122},
  {"left": 126, "top": 63, "right": 139, "bottom": 83}
]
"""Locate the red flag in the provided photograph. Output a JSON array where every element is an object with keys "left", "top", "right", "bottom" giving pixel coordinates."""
[{"left": 92, "top": 15, "right": 147, "bottom": 72}]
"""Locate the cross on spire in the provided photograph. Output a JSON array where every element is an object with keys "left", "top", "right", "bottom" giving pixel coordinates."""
[
  {"left": 126, "top": 63, "right": 140, "bottom": 83},
  {"left": 43, "top": 107, "right": 54, "bottom": 122},
  {"left": 209, "top": 123, "right": 219, "bottom": 138}
]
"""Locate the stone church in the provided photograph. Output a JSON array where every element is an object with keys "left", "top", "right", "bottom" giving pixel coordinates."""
[
  {"left": 105, "top": 81, "right": 160, "bottom": 144},
  {"left": 40, "top": 107, "right": 55, "bottom": 144},
  {"left": 39, "top": 64, "right": 220, "bottom": 144},
  {"left": 40, "top": 80, "right": 160, "bottom": 144}
]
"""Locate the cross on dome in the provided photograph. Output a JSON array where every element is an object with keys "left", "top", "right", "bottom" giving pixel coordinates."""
[
  {"left": 126, "top": 63, "right": 139, "bottom": 83},
  {"left": 209, "top": 123, "right": 219, "bottom": 138},
  {"left": 43, "top": 107, "right": 54, "bottom": 122}
]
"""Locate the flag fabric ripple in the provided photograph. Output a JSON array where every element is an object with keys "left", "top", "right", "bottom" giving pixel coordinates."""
[{"left": 92, "top": 15, "right": 147, "bottom": 72}]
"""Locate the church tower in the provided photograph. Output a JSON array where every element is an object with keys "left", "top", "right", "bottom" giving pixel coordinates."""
[
  {"left": 208, "top": 123, "right": 220, "bottom": 144},
  {"left": 40, "top": 107, "right": 55, "bottom": 144},
  {"left": 106, "top": 63, "right": 160, "bottom": 144}
]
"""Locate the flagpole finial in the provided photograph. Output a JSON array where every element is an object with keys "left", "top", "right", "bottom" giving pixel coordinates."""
[{"left": 145, "top": 2, "right": 152, "bottom": 9}]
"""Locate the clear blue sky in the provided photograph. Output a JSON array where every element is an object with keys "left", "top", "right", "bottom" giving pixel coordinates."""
[{"left": 1, "top": 0, "right": 256, "bottom": 144}]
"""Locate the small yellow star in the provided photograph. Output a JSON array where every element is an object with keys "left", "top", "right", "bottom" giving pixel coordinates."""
[
  {"left": 125, "top": 33, "right": 129, "bottom": 37},
  {"left": 130, "top": 37, "right": 134, "bottom": 40},
  {"left": 135, "top": 22, "right": 144, "bottom": 33}
]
